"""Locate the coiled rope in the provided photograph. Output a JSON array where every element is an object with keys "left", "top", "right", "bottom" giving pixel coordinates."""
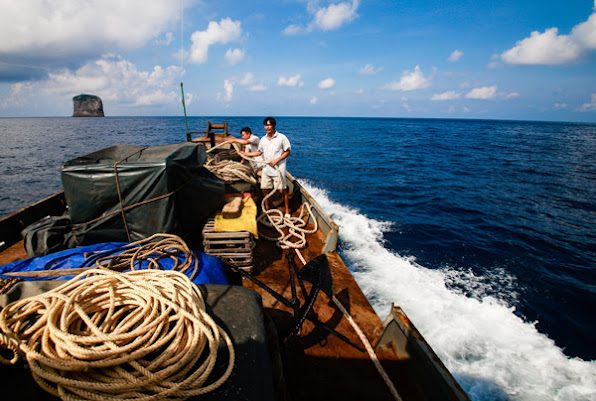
[
  {"left": 232, "top": 151, "right": 318, "bottom": 250},
  {"left": 0, "top": 268, "right": 234, "bottom": 401},
  {"left": 88, "top": 233, "right": 199, "bottom": 280},
  {"left": 2, "top": 234, "right": 200, "bottom": 280},
  {"left": 204, "top": 158, "right": 257, "bottom": 185}
]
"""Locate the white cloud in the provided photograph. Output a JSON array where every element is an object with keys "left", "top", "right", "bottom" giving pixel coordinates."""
[
  {"left": 310, "top": 96, "right": 318, "bottom": 104},
  {"left": 465, "top": 86, "right": 498, "bottom": 99},
  {"left": 448, "top": 50, "right": 463, "bottom": 62},
  {"left": 278, "top": 74, "right": 304, "bottom": 87},
  {"left": 239, "top": 72, "right": 256, "bottom": 86},
  {"left": 580, "top": 93, "right": 596, "bottom": 111},
  {"left": 313, "top": 0, "right": 360, "bottom": 31},
  {"left": 2, "top": 54, "right": 182, "bottom": 108},
  {"left": 501, "top": 28, "right": 582, "bottom": 65},
  {"left": 383, "top": 66, "right": 431, "bottom": 91},
  {"left": 217, "top": 79, "right": 234, "bottom": 102},
  {"left": 284, "top": 0, "right": 360, "bottom": 34},
  {"left": 501, "top": 5, "right": 596, "bottom": 65},
  {"left": 283, "top": 25, "right": 302, "bottom": 35},
  {"left": 431, "top": 90, "right": 461, "bottom": 100},
  {"left": 0, "top": 1, "right": 178, "bottom": 60},
  {"left": 554, "top": 102, "right": 567, "bottom": 109},
  {"left": 225, "top": 48, "right": 245, "bottom": 65},
  {"left": 504, "top": 92, "right": 519, "bottom": 99},
  {"left": 189, "top": 18, "right": 242, "bottom": 64},
  {"left": 572, "top": 12, "right": 596, "bottom": 48},
  {"left": 318, "top": 77, "right": 335, "bottom": 89},
  {"left": 238, "top": 72, "right": 267, "bottom": 91},
  {"left": 359, "top": 64, "right": 383, "bottom": 75},
  {"left": 249, "top": 84, "right": 267, "bottom": 92}
]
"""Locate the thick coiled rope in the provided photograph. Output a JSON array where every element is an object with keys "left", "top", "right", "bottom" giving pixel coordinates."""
[
  {"left": 204, "top": 158, "right": 257, "bottom": 185},
  {"left": 89, "top": 233, "right": 199, "bottom": 280},
  {"left": 257, "top": 202, "right": 318, "bottom": 249},
  {"left": 232, "top": 151, "right": 318, "bottom": 250},
  {"left": 0, "top": 268, "right": 234, "bottom": 401}
]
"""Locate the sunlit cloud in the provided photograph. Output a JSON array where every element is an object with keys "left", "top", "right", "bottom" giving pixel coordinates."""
[
  {"left": 0, "top": 0, "right": 178, "bottom": 56},
  {"left": 188, "top": 18, "right": 242, "bottom": 64},
  {"left": 225, "top": 48, "right": 245, "bottom": 65},
  {"left": 278, "top": 74, "right": 304, "bottom": 87},
  {"left": 465, "top": 86, "right": 498, "bottom": 99},
  {"left": 1, "top": 54, "right": 183, "bottom": 109},
  {"left": 217, "top": 79, "right": 234, "bottom": 102},
  {"left": 431, "top": 90, "right": 461, "bottom": 100},
  {"left": 310, "top": 96, "right": 318, "bottom": 104},
  {"left": 580, "top": 93, "right": 596, "bottom": 111},
  {"left": 283, "top": 0, "right": 360, "bottom": 34},
  {"left": 383, "top": 66, "right": 431, "bottom": 91},
  {"left": 318, "top": 77, "right": 335, "bottom": 89},
  {"left": 249, "top": 84, "right": 267, "bottom": 92},
  {"left": 0, "top": 0, "right": 181, "bottom": 80},
  {"left": 238, "top": 72, "right": 267, "bottom": 91},
  {"left": 448, "top": 50, "right": 463, "bottom": 62},
  {"left": 359, "top": 64, "right": 383, "bottom": 75},
  {"left": 283, "top": 25, "right": 302, "bottom": 35},
  {"left": 501, "top": 5, "right": 596, "bottom": 65}
]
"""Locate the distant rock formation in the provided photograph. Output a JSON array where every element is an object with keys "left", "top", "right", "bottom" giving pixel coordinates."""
[{"left": 72, "top": 94, "right": 104, "bottom": 117}]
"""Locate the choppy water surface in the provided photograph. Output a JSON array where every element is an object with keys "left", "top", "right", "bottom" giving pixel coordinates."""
[{"left": 1, "top": 116, "right": 595, "bottom": 400}]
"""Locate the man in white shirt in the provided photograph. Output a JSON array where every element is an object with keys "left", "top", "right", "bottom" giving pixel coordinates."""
[
  {"left": 230, "top": 127, "right": 260, "bottom": 164},
  {"left": 230, "top": 126, "right": 259, "bottom": 152},
  {"left": 240, "top": 117, "right": 291, "bottom": 214}
]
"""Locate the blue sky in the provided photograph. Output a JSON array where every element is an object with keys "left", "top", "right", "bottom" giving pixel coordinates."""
[{"left": 1, "top": 0, "right": 595, "bottom": 122}]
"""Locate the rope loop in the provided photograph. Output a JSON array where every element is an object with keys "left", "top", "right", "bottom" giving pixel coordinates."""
[{"left": 0, "top": 268, "right": 234, "bottom": 400}]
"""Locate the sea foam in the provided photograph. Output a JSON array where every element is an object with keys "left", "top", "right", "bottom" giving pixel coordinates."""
[{"left": 301, "top": 180, "right": 596, "bottom": 401}]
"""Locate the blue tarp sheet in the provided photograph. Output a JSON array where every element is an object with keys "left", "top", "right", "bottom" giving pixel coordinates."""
[{"left": 0, "top": 242, "right": 228, "bottom": 285}]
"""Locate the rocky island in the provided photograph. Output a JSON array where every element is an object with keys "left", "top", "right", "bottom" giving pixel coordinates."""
[{"left": 72, "top": 94, "right": 104, "bottom": 117}]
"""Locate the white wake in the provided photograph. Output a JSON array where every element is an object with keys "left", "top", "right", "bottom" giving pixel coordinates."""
[{"left": 301, "top": 181, "right": 596, "bottom": 401}]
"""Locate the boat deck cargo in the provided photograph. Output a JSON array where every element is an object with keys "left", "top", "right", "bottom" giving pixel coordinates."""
[{"left": 0, "top": 124, "right": 469, "bottom": 401}]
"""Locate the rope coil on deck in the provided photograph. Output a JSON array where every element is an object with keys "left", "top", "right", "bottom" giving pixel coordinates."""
[
  {"left": 0, "top": 268, "right": 235, "bottom": 401},
  {"left": 233, "top": 150, "right": 318, "bottom": 250},
  {"left": 89, "top": 233, "right": 200, "bottom": 280}
]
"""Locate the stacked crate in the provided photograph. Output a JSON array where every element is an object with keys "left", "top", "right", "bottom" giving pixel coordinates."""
[{"left": 202, "top": 218, "right": 254, "bottom": 272}]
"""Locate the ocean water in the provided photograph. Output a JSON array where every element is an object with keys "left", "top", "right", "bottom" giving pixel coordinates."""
[{"left": 1, "top": 116, "right": 595, "bottom": 400}]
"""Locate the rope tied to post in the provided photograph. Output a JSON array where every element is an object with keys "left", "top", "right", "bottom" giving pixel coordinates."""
[{"left": 0, "top": 268, "right": 235, "bottom": 401}]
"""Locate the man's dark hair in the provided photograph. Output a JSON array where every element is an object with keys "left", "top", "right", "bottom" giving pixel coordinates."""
[
  {"left": 263, "top": 117, "right": 276, "bottom": 126},
  {"left": 241, "top": 126, "right": 252, "bottom": 134}
]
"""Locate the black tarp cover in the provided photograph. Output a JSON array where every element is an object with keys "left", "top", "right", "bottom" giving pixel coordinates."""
[{"left": 61, "top": 142, "right": 225, "bottom": 247}]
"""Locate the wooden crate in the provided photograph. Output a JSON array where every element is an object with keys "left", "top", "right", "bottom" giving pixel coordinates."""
[{"left": 202, "top": 219, "right": 254, "bottom": 272}]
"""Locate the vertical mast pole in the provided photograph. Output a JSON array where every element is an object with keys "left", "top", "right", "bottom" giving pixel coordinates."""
[{"left": 180, "top": 82, "right": 190, "bottom": 142}]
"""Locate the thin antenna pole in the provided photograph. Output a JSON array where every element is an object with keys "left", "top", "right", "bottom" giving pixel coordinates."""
[{"left": 181, "top": 83, "right": 190, "bottom": 141}]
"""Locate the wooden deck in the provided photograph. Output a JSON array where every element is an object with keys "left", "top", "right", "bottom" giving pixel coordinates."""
[{"left": 0, "top": 185, "right": 468, "bottom": 401}]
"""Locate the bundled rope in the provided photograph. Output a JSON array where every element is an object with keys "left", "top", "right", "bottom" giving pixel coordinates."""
[
  {"left": 204, "top": 158, "right": 257, "bottom": 185},
  {"left": 258, "top": 202, "right": 318, "bottom": 249},
  {"left": 88, "top": 233, "right": 199, "bottom": 280},
  {"left": 0, "top": 268, "right": 234, "bottom": 401},
  {"left": 233, "top": 151, "right": 318, "bottom": 250},
  {"left": 1, "top": 234, "right": 199, "bottom": 280}
]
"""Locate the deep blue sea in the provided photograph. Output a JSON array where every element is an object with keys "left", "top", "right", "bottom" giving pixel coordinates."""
[{"left": 1, "top": 117, "right": 595, "bottom": 400}]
